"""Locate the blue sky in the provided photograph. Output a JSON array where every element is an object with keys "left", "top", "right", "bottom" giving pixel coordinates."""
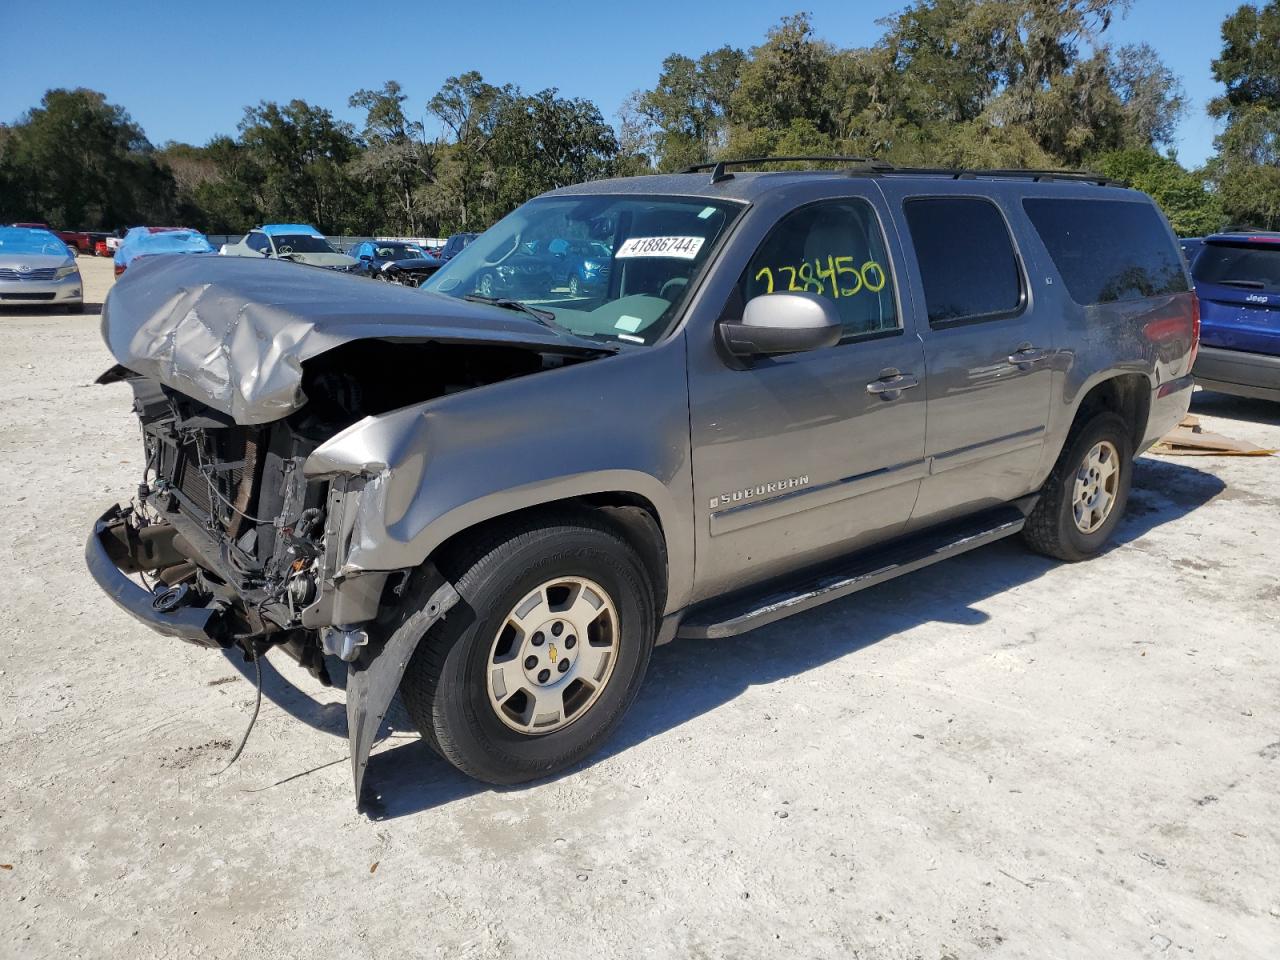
[{"left": 0, "top": 0, "right": 1244, "bottom": 167}]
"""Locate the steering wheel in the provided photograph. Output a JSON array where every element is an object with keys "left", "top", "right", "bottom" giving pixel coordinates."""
[
  {"left": 481, "top": 231, "right": 522, "bottom": 267},
  {"left": 277, "top": 243, "right": 293, "bottom": 256},
  {"left": 659, "top": 277, "right": 688, "bottom": 301}
]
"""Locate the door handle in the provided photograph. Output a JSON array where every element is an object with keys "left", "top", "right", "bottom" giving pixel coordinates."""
[
  {"left": 866, "top": 371, "right": 920, "bottom": 397},
  {"left": 1007, "top": 345, "right": 1050, "bottom": 367}
]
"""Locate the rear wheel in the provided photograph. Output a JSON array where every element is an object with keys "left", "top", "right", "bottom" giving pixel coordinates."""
[
  {"left": 399, "top": 514, "right": 657, "bottom": 784},
  {"left": 1022, "top": 411, "right": 1133, "bottom": 561}
]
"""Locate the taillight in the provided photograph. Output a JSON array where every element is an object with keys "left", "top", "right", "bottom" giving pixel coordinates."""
[
  {"left": 113, "top": 263, "right": 125, "bottom": 277},
  {"left": 1142, "top": 292, "right": 1200, "bottom": 373},
  {"left": 1189, "top": 292, "right": 1201, "bottom": 368}
]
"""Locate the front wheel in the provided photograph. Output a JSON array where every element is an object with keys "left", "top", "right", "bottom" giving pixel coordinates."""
[
  {"left": 399, "top": 514, "right": 657, "bottom": 784},
  {"left": 1022, "top": 411, "right": 1133, "bottom": 562}
]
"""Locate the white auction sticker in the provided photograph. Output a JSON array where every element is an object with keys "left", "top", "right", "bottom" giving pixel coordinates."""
[{"left": 615, "top": 236, "right": 705, "bottom": 259}]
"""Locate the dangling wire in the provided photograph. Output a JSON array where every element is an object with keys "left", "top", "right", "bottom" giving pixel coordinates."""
[{"left": 215, "top": 654, "right": 262, "bottom": 774}]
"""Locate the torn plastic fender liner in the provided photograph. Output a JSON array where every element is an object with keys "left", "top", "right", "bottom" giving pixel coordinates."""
[{"left": 348, "top": 565, "right": 460, "bottom": 806}]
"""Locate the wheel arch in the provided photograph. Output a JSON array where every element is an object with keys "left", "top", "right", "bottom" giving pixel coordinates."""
[
  {"left": 1068, "top": 371, "right": 1152, "bottom": 452},
  {"left": 408, "top": 478, "right": 682, "bottom": 615}
]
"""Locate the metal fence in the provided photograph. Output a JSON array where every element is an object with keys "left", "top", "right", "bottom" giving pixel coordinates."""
[{"left": 206, "top": 235, "right": 447, "bottom": 254}]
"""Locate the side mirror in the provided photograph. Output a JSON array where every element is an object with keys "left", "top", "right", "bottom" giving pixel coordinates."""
[{"left": 719, "top": 292, "right": 842, "bottom": 359}]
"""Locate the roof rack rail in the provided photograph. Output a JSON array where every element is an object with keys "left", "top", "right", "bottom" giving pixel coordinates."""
[
  {"left": 680, "top": 157, "right": 1126, "bottom": 188},
  {"left": 882, "top": 166, "right": 1127, "bottom": 187},
  {"left": 681, "top": 156, "right": 891, "bottom": 183}
]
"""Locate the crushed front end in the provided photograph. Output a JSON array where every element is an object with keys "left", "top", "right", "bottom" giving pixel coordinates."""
[
  {"left": 85, "top": 254, "right": 609, "bottom": 802},
  {"left": 86, "top": 366, "right": 396, "bottom": 681}
]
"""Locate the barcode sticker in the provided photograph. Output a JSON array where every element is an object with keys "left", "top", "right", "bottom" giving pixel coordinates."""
[{"left": 615, "top": 236, "right": 705, "bottom": 260}]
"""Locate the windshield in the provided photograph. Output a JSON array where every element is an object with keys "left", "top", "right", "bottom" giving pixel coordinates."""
[
  {"left": 0, "top": 227, "right": 72, "bottom": 258},
  {"left": 1193, "top": 241, "right": 1280, "bottom": 293},
  {"left": 272, "top": 234, "right": 337, "bottom": 255},
  {"left": 374, "top": 242, "right": 426, "bottom": 259},
  {"left": 423, "top": 196, "right": 742, "bottom": 346}
]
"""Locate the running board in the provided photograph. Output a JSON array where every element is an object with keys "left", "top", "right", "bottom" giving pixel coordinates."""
[{"left": 677, "top": 507, "right": 1026, "bottom": 640}]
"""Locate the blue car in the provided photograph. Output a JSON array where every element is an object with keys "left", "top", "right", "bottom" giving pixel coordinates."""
[
  {"left": 114, "top": 227, "right": 215, "bottom": 276},
  {"left": 1179, "top": 236, "right": 1203, "bottom": 267},
  {"left": 552, "top": 239, "right": 613, "bottom": 296},
  {"left": 1190, "top": 232, "right": 1280, "bottom": 402}
]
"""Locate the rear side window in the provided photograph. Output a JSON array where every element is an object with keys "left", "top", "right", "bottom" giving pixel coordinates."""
[
  {"left": 1192, "top": 241, "right": 1280, "bottom": 293},
  {"left": 739, "top": 199, "right": 899, "bottom": 338},
  {"left": 1023, "top": 198, "right": 1189, "bottom": 305},
  {"left": 903, "top": 198, "right": 1023, "bottom": 324}
]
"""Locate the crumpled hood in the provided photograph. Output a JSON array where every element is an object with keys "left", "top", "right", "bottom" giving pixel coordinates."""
[
  {"left": 285, "top": 251, "right": 358, "bottom": 269},
  {"left": 100, "top": 253, "right": 607, "bottom": 425}
]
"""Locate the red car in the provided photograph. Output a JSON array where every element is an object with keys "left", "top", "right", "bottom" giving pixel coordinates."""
[{"left": 9, "top": 222, "right": 93, "bottom": 255}]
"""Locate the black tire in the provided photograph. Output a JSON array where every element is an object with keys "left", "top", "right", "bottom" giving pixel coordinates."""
[
  {"left": 400, "top": 513, "right": 657, "bottom": 785},
  {"left": 1022, "top": 411, "right": 1133, "bottom": 562},
  {"left": 478, "top": 272, "right": 495, "bottom": 297}
]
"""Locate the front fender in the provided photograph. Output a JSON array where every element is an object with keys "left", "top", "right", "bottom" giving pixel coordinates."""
[{"left": 305, "top": 339, "right": 695, "bottom": 611}]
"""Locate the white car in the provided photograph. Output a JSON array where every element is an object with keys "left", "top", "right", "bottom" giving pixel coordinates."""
[{"left": 220, "top": 224, "right": 358, "bottom": 271}]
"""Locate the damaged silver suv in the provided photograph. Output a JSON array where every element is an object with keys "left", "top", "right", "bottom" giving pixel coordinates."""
[{"left": 88, "top": 159, "right": 1199, "bottom": 803}]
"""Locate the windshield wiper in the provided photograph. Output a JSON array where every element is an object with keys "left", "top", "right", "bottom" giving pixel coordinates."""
[
  {"left": 463, "top": 294, "right": 558, "bottom": 325},
  {"left": 462, "top": 294, "right": 620, "bottom": 353},
  {"left": 1217, "top": 278, "right": 1266, "bottom": 289}
]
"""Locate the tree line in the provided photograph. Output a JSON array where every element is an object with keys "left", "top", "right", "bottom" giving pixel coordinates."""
[{"left": 1, "top": 1, "right": 1277, "bottom": 237}]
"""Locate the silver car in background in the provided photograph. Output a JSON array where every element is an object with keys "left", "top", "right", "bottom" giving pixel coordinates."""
[{"left": 0, "top": 226, "right": 85, "bottom": 312}]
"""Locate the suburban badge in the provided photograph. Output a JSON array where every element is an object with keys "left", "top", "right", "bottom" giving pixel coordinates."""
[{"left": 710, "top": 475, "right": 809, "bottom": 510}]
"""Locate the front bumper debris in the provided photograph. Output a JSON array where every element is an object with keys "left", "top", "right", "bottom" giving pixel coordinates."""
[{"left": 85, "top": 504, "right": 228, "bottom": 647}]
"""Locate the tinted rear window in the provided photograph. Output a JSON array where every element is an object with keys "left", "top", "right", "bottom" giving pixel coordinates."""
[
  {"left": 1023, "top": 198, "right": 1188, "bottom": 305},
  {"left": 1192, "top": 241, "right": 1280, "bottom": 293},
  {"left": 903, "top": 198, "right": 1023, "bottom": 324}
]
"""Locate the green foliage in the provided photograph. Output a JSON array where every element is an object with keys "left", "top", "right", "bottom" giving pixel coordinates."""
[
  {"left": 1208, "top": 1, "right": 1280, "bottom": 229},
  {"left": 1, "top": 2, "right": 1276, "bottom": 237},
  {"left": 0, "top": 88, "right": 176, "bottom": 229},
  {"left": 235, "top": 99, "right": 365, "bottom": 233},
  {"left": 637, "top": 47, "right": 745, "bottom": 171},
  {"left": 349, "top": 81, "right": 436, "bottom": 236},
  {"left": 636, "top": 2, "right": 1185, "bottom": 170},
  {"left": 1094, "top": 149, "right": 1224, "bottom": 235}
]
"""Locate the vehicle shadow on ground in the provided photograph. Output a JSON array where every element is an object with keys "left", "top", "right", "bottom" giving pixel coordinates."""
[
  {"left": 1191, "top": 389, "right": 1280, "bottom": 426},
  {"left": 230, "top": 457, "right": 1226, "bottom": 819}
]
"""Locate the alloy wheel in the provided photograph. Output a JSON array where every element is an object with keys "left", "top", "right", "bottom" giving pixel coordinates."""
[
  {"left": 1072, "top": 440, "right": 1120, "bottom": 534},
  {"left": 485, "top": 576, "right": 619, "bottom": 734}
]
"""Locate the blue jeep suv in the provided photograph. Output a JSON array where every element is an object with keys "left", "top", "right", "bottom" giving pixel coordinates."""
[{"left": 1190, "top": 232, "right": 1280, "bottom": 401}]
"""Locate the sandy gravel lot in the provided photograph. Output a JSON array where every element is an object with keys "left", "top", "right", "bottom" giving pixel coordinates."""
[{"left": 1, "top": 256, "right": 1278, "bottom": 959}]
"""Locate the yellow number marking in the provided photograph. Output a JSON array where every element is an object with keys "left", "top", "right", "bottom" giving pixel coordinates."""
[{"left": 861, "top": 260, "right": 886, "bottom": 292}]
